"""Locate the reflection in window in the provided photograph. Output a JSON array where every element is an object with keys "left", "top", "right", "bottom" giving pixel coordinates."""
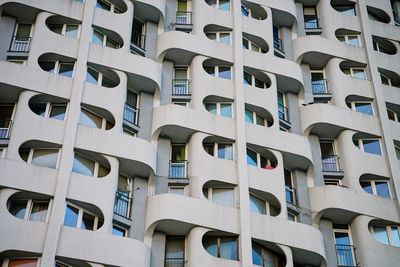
[{"left": 203, "top": 236, "right": 238, "bottom": 261}]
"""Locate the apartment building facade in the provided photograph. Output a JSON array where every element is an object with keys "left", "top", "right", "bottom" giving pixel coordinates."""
[{"left": 0, "top": 0, "right": 400, "bottom": 266}]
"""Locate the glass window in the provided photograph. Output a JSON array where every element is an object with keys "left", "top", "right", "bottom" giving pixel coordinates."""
[
  {"left": 252, "top": 242, "right": 263, "bottom": 266},
  {"left": 112, "top": 225, "right": 126, "bottom": 237},
  {"left": 243, "top": 71, "right": 252, "bottom": 85},
  {"left": 65, "top": 25, "right": 79, "bottom": 38},
  {"left": 8, "top": 259, "right": 38, "bottom": 267},
  {"left": 30, "top": 103, "right": 47, "bottom": 117},
  {"left": 255, "top": 78, "right": 264, "bottom": 88},
  {"left": 105, "top": 38, "right": 118, "bottom": 48},
  {"left": 101, "top": 75, "right": 116, "bottom": 87},
  {"left": 375, "top": 181, "right": 390, "bottom": 198},
  {"left": 220, "top": 104, "right": 232, "bottom": 118},
  {"left": 203, "top": 143, "right": 214, "bottom": 156},
  {"left": 374, "top": 226, "right": 390, "bottom": 245},
  {"left": 361, "top": 181, "right": 373, "bottom": 194},
  {"left": 387, "top": 109, "right": 396, "bottom": 121},
  {"left": 245, "top": 108, "right": 253, "bottom": 123},
  {"left": 9, "top": 200, "right": 27, "bottom": 219},
  {"left": 250, "top": 194, "right": 266, "bottom": 214},
  {"left": 247, "top": 148, "right": 257, "bottom": 166},
  {"left": 86, "top": 67, "right": 99, "bottom": 84},
  {"left": 392, "top": 227, "right": 400, "bottom": 247},
  {"left": 206, "top": 33, "right": 216, "bottom": 40},
  {"left": 212, "top": 188, "right": 235, "bottom": 207},
  {"left": 381, "top": 74, "right": 390, "bottom": 85},
  {"left": 58, "top": 63, "right": 74, "bottom": 77},
  {"left": 288, "top": 212, "right": 296, "bottom": 221},
  {"left": 220, "top": 237, "right": 238, "bottom": 260},
  {"left": 218, "top": 67, "right": 231, "bottom": 80},
  {"left": 355, "top": 103, "right": 373, "bottom": 115},
  {"left": 92, "top": 29, "right": 104, "bottom": 45},
  {"left": 29, "top": 201, "right": 48, "bottom": 222},
  {"left": 49, "top": 24, "right": 63, "bottom": 34},
  {"left": 242, "top": 38, "right": 249, "bottom": 49},
  {"left": 241, "top": 5, "right": 249, "bottom": 16},
  {"left": 205, "top": 103, "right": 217, "bottom": 114},
  {"left": 79, "top": 108, "right": 102, "bottom": 128},
  {"left": 165, "top": 236, "right": 185, "bottom": 260},
  {"left": 347, "top": 36, "right": 359, "bottom": 46},
  {"left": 72, "top": 153, "right": 95, "bottom": 176},
  {"left": 256, "top": 114, "right": 265, "bottom": 126},
  {"left": 203, "top": 236, "right": 218, "bottom": 257},
  {"left": 337, "top": 36, "right": 346, "bottom": 43},
  {"left": 63, "top": 204, "right": 79, "bottom": 227},
  {"left": 40, "top": 61, "right": 56, "bottom": 73},
  {"left": 362, "top": 140, "right": 381, "bottom": 155},
  {"left": 352, "top": 69, "right": 366, "bottom": 79},
  {"left": 218, "top": 143, "right": 233, "bottom": 160},
  {"left": 97, "top": 0, "right": 111, "bottom": 10},
  {"left": 49, "top": 105, "right": 67, "bottom": 120},
  {"left": 31, "top": 149, "right": 59, "bottom": 169},
  {"left": 251, "top": 43, "right": 259, "bottom": 52},
  {"left": 81, "top": 212, "right": 95, "bottom": 230},
  {"left": 220, "top": 33, "right": 230, "bottom": 44},
  {"left": 219, "top": 0, "right": 230, "bottom": 11},
  {"left": 170, "top": 187, "right": 185, "bottom": 195},
  {"left": 204, "top": 66, "right": 215, "bottom": 76},
  {"left": 335, "top": 5, "right": 356, "bottom": 15}
]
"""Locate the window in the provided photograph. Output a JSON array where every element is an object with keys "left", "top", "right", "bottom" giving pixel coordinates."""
[
  {"left": 360, "top": 180, "right": 390, "bottom": 198},
  {"left": 7, "top": 59, "right": 26, "bottom": 65},
  {"left": 86, "top": 66, "right": 118, "bottom": 87},
  {"left": 48, "top": 24, "right": 80, "bottom": 38},
  {"left": 205, "top": 102, "right": 233, "bottom": 118},
  {"left": 242, "top": 37, "right": 265, "bottom": 53},
  {"left": 249, "top": 193, "right": 266, "bottom": 214},
  {"left": 72, "top": 152, "right": 109, "bottom": 178},
  {"left": 209, "top": 188, "right": 235, "bottom": 207},
  {"left": 245, "top": 107, "right": 270, "bottom": 127},
  {"left": 341, "top": 67, "right": 366, "bottom": 80},
  {"left": 79, "top": 107, "right": 113, "bottom": 130},
  {"left": 246, "top": 148, "right": 276, "bottom": 169},
  {"left": 173, "top": 102, "right": 188, "bottom": 107},
  {"left": 0, "top": 147, "right": 6, "bottom": 158},
  {"left": 346, "top": 101, "right": 373, "bottom": 115},
  {"left": 20, "top": 148, "right": 60, "bottom": 169},
  {"left": 277, "top": 91, "right": 289, "bottom": 122},
  {"left": 324, "top": 178, "right": 342, "bottom": 186},
  {"left": 165, "top": 236, "right": 185, "bottom": 266},
  {"left": 30, "top": 102, "right": 68, "bottom": 121},
  {"left": 55, "top": 261, "right": 70, "bottom": 267},
  {"left": 380, "top": 73, "right": 400, "bottom": 87},
  {"left": 333, "top": 225, "right": 356, "bottom": 267},
  {"left": 203, "top": 142, "right": 234, "bottom": 160},
  {"left": 353, "top": 139, "right": 382, "bottom": 155},
  {"left": 10, "top": 23, "right": 32, "bottom": 52},
  {"left": 114, "top": 174, "right": 133, "bottom": 217},
  {"left": 112, "top": 224, "right": 127, "bottom": 237},
  {"left": 4, "top": 259, "right": 38, "bottom": 267},
  {"left": 8, "top": 198, "right": 51, "bottom": 222},
  {"left": 96, "top": 0, "right": 122, "bottom": 13},
  {"left": 373, "top": 225, "right": 400, "bottom": 247},
  {"left": 311, "top": 70, "right": 328, "bottom": 94},
  {"left": 396, "top": 146, "right": 400, "bottom": 160},
  {"left": 169, "top": 186, "right": 185, "bottom": 195},
  {"left": 287, "top": 211, "right": 297, "bottom": 222},
  {"left": 205, "top": 0, "right": 230, "bottom": 11},
  {"left": 337, "top": 35, "right": 360, "bottom": 47},
  {"left": 304, "top": 7, "right": 319, "bottom": 29},
  {"left": 241, "top": 5, "right": 249, "bottom": 16},
  {"left": 63, "top": 202, "right": 103, "bottom": 231},
  {"left": 203, "top": 236, "right": 239, "bottom": 261},
  {"left": 243, "top": 71, "right": 267, "bottom": 88},
  {"left": 333, "top": 5, "right": 356, "bottom": 16},
  {"left": 39, "top": 60, "right": 75, "bottom": 77},
  {"left": 91, "top": 28, "right": 120, "bottom": 48},
  {"left": 206, "top": 32, "right": 231, "bottom": 45},
  {"left": 203, "top": 66, "right": 231, "bottom": 80},
  {"left": 252, "top": 241, "right": 284, "bottom": 267}
]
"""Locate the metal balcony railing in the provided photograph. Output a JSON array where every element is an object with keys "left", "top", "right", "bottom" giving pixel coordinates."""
[
  {"left": 274, "top": 38, "right": 283, "bottom": 52},
  {"left": 123, "top": 102, "right": 139, "bottom": 126},
  {"left": 336, "top": 244, "right": 358, "bottom": 267},
  {"left": 285, "top": 185, "right": 297, "bottom": 205},
  {"left": 172, "top": 79, "right": 190, "bottom": 95},
  {"left": 0, "top": 120, "right": 12, "bottom": 139},
  {"left": 312, "top": 79, "right": 330, "bottom": 94},
  {"left": 9, "top": 36, "right": 31, "bottom": 52},
  {"left": 165, "top": 258, "right": 187, "bottom": 267},
  {"left": 321, "top": 154, "right": 341, "bottom": 172},
  {"left": 278, "top": 104, "right": 289, "bottom": 122},
  {"left": 176, "top": 11, "right": 192, "bottom": 25},
  {"left": 169, "top": 160, "right": 189, "bottom": 178},
  {"left": 114, "top": 191, "right": 132, "bottom": 218},
  {"left": 131, "top": 30, "right": 146, "bottom": 50}
]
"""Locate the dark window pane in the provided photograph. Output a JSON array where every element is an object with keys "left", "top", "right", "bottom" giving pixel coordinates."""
[
  {"left": 81, "top": 212, "right": 95, "bottom": 230},
  {"left": 58, "top": 63, "right": 74, "bottom": 77},
  {"left": 112, "top": 225, "right": 126, "bottom": 236},
  {"left": 247, "top": 148, "right": 257, "bottom": 166},
  {"left": 9, "top": 200, "right": 27, "bottom": 219},
  {"left": 361, "top": 181, "right": 373, "bottom": 194},
  {"left": 203, "top": 236, "right": 218, "bottom": 257},
  {"left": 86, "top": 67, "right": 99, "bottom": 84},
  {"left": 49, "top": 105, "right": 66, "bottom": 120},
  {"left": 63, "top": 204, "right": 79, "bottom": 227},
  {"left": 30, "top": 103, "right": 47, "bottom": 117}
]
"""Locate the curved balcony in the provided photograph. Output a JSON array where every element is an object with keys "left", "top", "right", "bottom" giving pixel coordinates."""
[
  {"left": 146, "top": 194, "right": 240, "bottom": 237},
  {"left": 251, "top": 0, "right": 296, "bottom": 26},
  {"left": 369, "top": 19, "right": 400, "bottom": 41},
  {"left": 75, "top": 125, "right": 156, "bottom": 176},
  {"left": 57, "top": 226, "right": 151, "bottom": 266},
  {"left": 251, "top": 212, "right": 326, "bottom": 265},
  {"left": 301, "top": 104, "right": 380, "bottom": 137},
  {"left": 309, "top": 185, "right": 398, "bottom": 224}
]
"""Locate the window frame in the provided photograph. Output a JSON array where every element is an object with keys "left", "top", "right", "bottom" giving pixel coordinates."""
[
  {"left": 203, "top": 142, "right": 235, "bottom": 160},
  {"left": 63, "top": 201, "right": 102, "bottom": 231},
  {"left": 380, "top": 73, "right": 400, "bottom": 87},
  {"left": 204, "top": 65, "right": 232, "bottom": 80},
  {"left": 361, "top": 180, "right": 391, "bottom": 198},
  {"left": 112, "top": 224, "right": 128, "bottom": 237},
  {"left": 204, "top": 187, "right": 237, "bottom": 207},
  {"left": 205, "top": 102, "right": 233, "bottom": 118},
  {"left": 23, "top": 148, "right": 61, "bottom": 169},
  {"left": 168, "top": 186, "right": 186, "bottom": 196},
  {"left": 249, "top": 193, "right": 269, "bottom": 215},
  {"left": 206, "top": 31, "right": 231, "bottom": 45},
  {"left": 72, "top": 151, "right": 108, "bottom": 178},
  {"left": 372, "top": 225, "right": 400, "bottom": 247},
  {"left": 91, "top": 28, "right": 120, "bottom": 49},
  {"left": 337, "top": 34, "right": 361, "bottom": 47},
  {"left": 347, "top": 101, "right": 374, "bottom": 115},
  {"left": 7, "top": 59, "right": 27, "bottom": 65},
  {"left": 242, "top": 37, "right": 264, "bottom": 53},
  {"left": 354, "top": 139, "right": 382, "bottom": 155},
  {"left": 79, "top": 106, "right": 112, "bottom": 130},
  {"left": 96, "top": 0, "right": 123, "bottom": 13},
  {"left": 49, "top": 23, "right": 81, "bottom": 39},
  {"left": 207, "top": 0, "right": 230, "bottom": 11},
  {"left": 246, "top": 147, "right": 275, "bottom": 169},
  {"left": 342, "top": 67, "right": 367, "bottom": 80},
  {"left": 243, "top": 71, "right": 267, "bottom": 89},
  {"left": 8, "top": 198, "right": 52, "bottom": 223},
  {"left": 31, "top": 102, "right": 69, "bottom": 121},
  {"left": 86, "top": 66, "right": 117, "bottom": 87},
  {"left": 244, "top": 107, "right": 269, "bottom": 127}
]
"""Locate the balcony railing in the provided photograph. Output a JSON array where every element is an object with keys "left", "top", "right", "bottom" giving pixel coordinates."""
[
  {"left": 321, "top": 154, "right": 341, "bottom": 172},
  {"left": 172, "top": 79, "right": 190, "bottom": 95},
  {"left": 312, "top": 79, "right": 329, "bottom": 94},
  {"left": 0, "top": 120, "right": 12, "bottom": 139},
  {"left": 278, "top": 104, "right": 289, "bottom": 122},
  {"left": 131, "top": 30, "right": 146, "bottom": 51},
  {"left": 169, "top": 160, "right": 188, "bottom": 178},
  {"left": 114, "top": 191, "right": 132, "bottom": 218},
  {"left": 165, "top": 258, "right": 186, "bottom": 267},
  {"left": 123, "top": 102, "right": 139, "bottom": 126},
  {"left": 176, "top": 11, "right": 192, "bottom": 25},
  {"left": 336, "top": 244, "right": 358, "bottom": 267},
  {"left": 9, "top": 36, "right": 31, "bottom": 52},
  {"left": 273, "top": 38, "right": 283, "bottom": 52},
  {"left": 285, "top": 185, "right": 297, "bottom": 205}
]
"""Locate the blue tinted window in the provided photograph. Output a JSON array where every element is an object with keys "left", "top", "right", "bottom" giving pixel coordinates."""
[
  {"left": 64, "top": 205, "right": 79, "bottom": 227},
  {"left": 363, "top": 140, "right": 381, "bottom": 155},
  {"left": 355, "top": 103, "right": 373, "bottom": 115}
]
